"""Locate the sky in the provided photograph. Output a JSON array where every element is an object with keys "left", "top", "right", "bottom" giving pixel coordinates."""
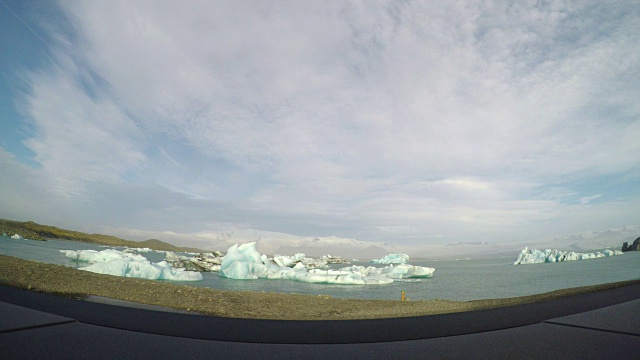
[{"left": 1, "top": 0, "right": 639, "bottom": 251}]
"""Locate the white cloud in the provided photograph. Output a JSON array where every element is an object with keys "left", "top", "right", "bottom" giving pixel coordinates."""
[
  {"left": 49, "top": 1, "right": 639, "bottom": 183},
  {"left": 579, "top": 194, "right": 602, "bottom": 204},
  {"left": 1, "top": 1, "right": 638, "bottom": 248},
  {"left": 21, "top": 57, "right": 146, "bottom": 196}
]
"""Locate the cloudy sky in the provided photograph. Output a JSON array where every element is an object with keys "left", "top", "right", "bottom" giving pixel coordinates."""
[{"left": 1, "top": 0, "right": 639, "bottom": 249}]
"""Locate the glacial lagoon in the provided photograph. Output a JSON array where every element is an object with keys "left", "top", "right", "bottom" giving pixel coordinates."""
[{"left": 1, "top": 236, "right": 638, "bottom": 301}]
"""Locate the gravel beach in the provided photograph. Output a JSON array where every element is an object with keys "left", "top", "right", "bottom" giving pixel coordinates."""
[{"left": 1, "top": 254, "right": 638, "bottom": 320}]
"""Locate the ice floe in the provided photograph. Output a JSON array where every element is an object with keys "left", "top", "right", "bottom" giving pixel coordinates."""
[
  {"left": 61, "top": 248, "right": 202, "bottom": 281},
  {"left": 370, "top": 253, "right": 409, "bottom": 264},
  {"left": 512, "top": 247, "right": 624, "bottom": 265},
  {"left": 10, "top": 234, "right": 24, "bottom": 240}
]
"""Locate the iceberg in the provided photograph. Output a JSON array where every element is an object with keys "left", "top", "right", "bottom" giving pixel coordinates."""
[
  {"left": 79, "top": 259, "right": 203, "bottom": 281},
  {"left": 219, "top": 242, "right": 270, "bottom": 279},
  {"left": 61, "top": 248, "right": 202, "bottom": 281},
  {"left": 165, "top": 251, "right": 223, "bottom": 272},
  {"left": 320, "top": 254, "right": 350, "bottom": 264},
  {"left": 290, "top": 269, "right": 393, "bottom": 285},
  {"left": 513, "top": 247, "right": 624, "bottom": 265},
  {"left": 272, "top": 253, "right": 307, "bottom": 268},
  {"left": 370, "top": 253, "right": 409, "bottom": 264},
  {"left": 340, "top": 264, "right": 435, "bottom": 279},
  {"left": 10, "top": 234, "right": 24, "bottom": 240},
  {"left": 271, "top": 253, "right": 328, "bottom": 269},
  {"left": 61, "top": 249, "right": 147, "bottom": 263},
  {"left": 219, "top": 242, "right": 434, "bottom": 285}
]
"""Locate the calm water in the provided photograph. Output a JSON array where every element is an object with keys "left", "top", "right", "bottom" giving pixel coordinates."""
[{"left": 1, "top": 237, "right": 638, "bottom": 301}]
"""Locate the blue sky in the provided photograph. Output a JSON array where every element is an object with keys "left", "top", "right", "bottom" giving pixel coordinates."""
[{"left": 1, "top": 0, "right": 639, "bottom": 249}]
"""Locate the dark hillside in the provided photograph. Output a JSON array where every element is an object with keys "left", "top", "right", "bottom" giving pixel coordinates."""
[{"left": 0, "top": 219, "right": 207, "bottom": 252}]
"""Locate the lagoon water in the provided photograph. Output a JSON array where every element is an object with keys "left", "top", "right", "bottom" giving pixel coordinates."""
[{"left": 1, "top": 237, "right": 638, "bottom": 301}]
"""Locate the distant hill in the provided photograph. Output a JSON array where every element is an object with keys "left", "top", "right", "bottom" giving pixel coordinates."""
[{"left": 0, "top": 219, "right": 206, "bottom": 253}]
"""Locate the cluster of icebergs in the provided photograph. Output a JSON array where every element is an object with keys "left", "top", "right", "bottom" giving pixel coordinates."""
[
  {"left": 61, "top": 249, "right": 202, "bottom": 281},
  {"left": 512, "top": 247, "right": 624, "bottom": 265},
  {"left": 165, "top": 250, "right": 349, "bottom": 272},
  {"left": 59, "top": 243, "right": 434, "bottom": 285},
  {"left": 218, "top": 242, "right": 434, "bottom": 285}
]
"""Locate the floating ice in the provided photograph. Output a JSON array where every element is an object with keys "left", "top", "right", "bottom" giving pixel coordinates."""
[
  {"left": 10, "top": 234, "right": 24, "bottom": 240},
  {"left": 370, "top": 253, "right": 410, "bottom": 264},
  {"left": 219, "top": 242, "right": 434, "bottom": 285},
  {"left": 61, "top": 248, "right": 202, "bottom": 281},
  {"left": 61, "top": 249, "right": 147, "bottom": 263},
  {"left": 320, "top": 254, "right": 350, "bottom": 264},
  {"left": 272, "top": 253, "right": 306, "bottom": 267},
  {"left": 290, "top": 269, "right": 393, "bottom": 285},
  {"left": 165, "top": 251, "right": 223, "bottom": 272},
  {"left": 512, "top": 247, "right": 624, "bottom": 265},
  {"left": 340, "top": 264, "right": 435, "bottom": 279},
  {"left": 79, "top": 259, "right": 202, "bottom": 281},
  {"left": 219, "top": 242, "right": 270, "bottom": 279}
]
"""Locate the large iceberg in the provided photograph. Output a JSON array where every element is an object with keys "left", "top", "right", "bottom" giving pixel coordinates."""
[
  {"left": 61, "top": 249, "right": 202, "bottom": 281},
  {"left": 79, "top": 259, "right": 202, "bottom": 281},
  {"left": 341, "top": 264, "right": 435, "bottom": 280},
  {"left": 370, "top": 253, "right": 410, "bottom": 264},
  {"left": 291, "top": 268, "right": 394, "bottom": 285},
  {"left": 219, "top": 242, "right": 434, "bottom": 285},
  {"left": 513, "top": 247, "right": 624, "bottom": 265}
]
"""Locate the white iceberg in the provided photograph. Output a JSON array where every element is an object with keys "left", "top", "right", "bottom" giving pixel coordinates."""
[
  {"left": 290, "top": 269, "right": 393, "bottom": 285},
  {"left": 61, "top": 249, "right": 147, "bottom": 263},
  {"left": 79, "top": 259, "right": 202, "bottom": 281},
  {"left": 11, "top": 234, "right": 24, "bottom": 240},
  {"left": 320, "top": 254, "right": 350, "bottom": 264},
  {"left": 271, "top": 253, "right": 328, "bottom": 269},
  {"left": 219, "top": 242, "right": 270, "bottom": 279},
  {"left": 272, "top": 253, "right": 306, "bottom": 267},
  {"left": 219, "top": 242, "right": 434, "bottom": 285},
  {"left": 370, "top": 253, "right": 409, "bottom": 264},
  {"left": 61, "top": 248, "right": 202, "bottom": 281},
  {"left": 340, "top": 264, "right": 435, "bottom": 279},
  {"left": 513, "top": 247, "right": 624, "bottom": 265}
]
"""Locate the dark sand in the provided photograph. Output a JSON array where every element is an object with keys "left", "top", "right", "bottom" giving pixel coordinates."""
[{"left": 1, "top": 254, "right": 638, "bottom": 320}]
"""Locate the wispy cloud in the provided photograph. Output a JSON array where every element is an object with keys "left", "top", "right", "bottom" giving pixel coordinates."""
[
  {"left": 1, "top": 1, "right": 638, "bottom": 247},
  {"left": 579, "top": 194, "right": 602, "bottom": 204}
]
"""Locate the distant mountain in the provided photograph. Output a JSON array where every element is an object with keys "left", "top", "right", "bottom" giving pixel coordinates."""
[
  {"left": 446, "top": 241, "right": 490, "bottom": 247},
  {"left": 0, "top": 219, "right": 206, "bottom": 253},
  {"left": 178, "top": 229, "right": 399, "bottom": 259},
  {"left": 532, "top": 226, "right": 640, "bottom": 252},
  {"left": 273, "top": 244, "right": 390, "bottom": 260}
]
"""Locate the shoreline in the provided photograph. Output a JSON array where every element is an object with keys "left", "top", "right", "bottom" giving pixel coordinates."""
[{"left": 1, "top": 254, "right": 638, "bottom": 320}]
